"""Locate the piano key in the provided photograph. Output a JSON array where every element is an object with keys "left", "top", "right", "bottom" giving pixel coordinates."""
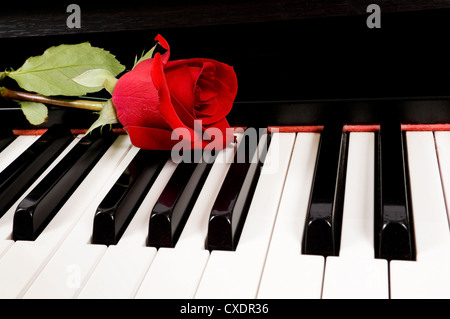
[
  {"left": 390, "top": 131, "right": 450, "bottom": 298},
  {"left": 135, "top": 135, "right": 241, "bottom": 299},
  {"left": 322, "top": 132, "right": 389, "bottom": 299},
  {"left": 0, "top": 129, "right": 16, "bottom": 153},
  {"left": 207, "top": 131, "right": 268, "bottom": 251},
  {"left": 118, "top": 159, "right": 177, "bottom": 247},
  {"left": 0, "top": 135, "right": 39, "bottom": 172},
  {"left": 0, "top": 134, "right": 83, "bottom": 241},
  {"left": 59, "top": 144, "right": 140, "bottom": 247},
  {"left": 390, "top": 259, "right": 450, "bottom": 299},
  {"left": 147, "top": 154, "right": 213, "bottom": 248},
  {"left": 257, "top": 132, "right": 324, "bottom": 299},
  {"left": 302, "top": 122, "right": 349, "bottom": 256},
  {"left": 0, "top": 135, "right": 133, "bottom": 298},
  {"left": 435, "top": 131, "right": 450, "bottom": 227},
  {"left": 5, "top": 127, "right": 450, "bottom": 299},
  {"left": 13, "top": 132, "right": 117, "bottom": 241},
  {"left": 0, "top": 240, "right": 13, "bottom": 258},
  {"left": 92, "top": 149, "right": 169, "bottom": 245},
  {"left": 0, "top": 241, "right": 54, "bottom": 298},
  {"left": 27, "top": 154, "right": 175, "bottom": 299},
  {"left": 375, "top": 121, "right": 415, "bottom": 260},
  {"left": 30, "top": 134, "right": 135, "bottom": 247},
  {"left": 0, "top": 125, "right": 74, "bottom": 217},
  {"left": 135, "top": 248, "right": 209, "bottom": 299},
  {"left": 19, "top": 140, "right": 139, "bottom": 298},
  {"left": 195, "top": 132, "right": 295, "bottom": 299},
  {"left": 338, "top": 133, "right": 377, "bottom": 258},
  {"left": 172, "top": 134, "right": 242, "bottom": 251},
  {"left": 0, "top": 127, "right": 70, "bottom": 185},
  {"left": 403, "top": 132, "right": 450, "bottom": 260},
  {"left": 77, "top": 245, "right": 156, "bottom": 299},
  {"left": 22, "top": 243, "right": 107, "bottom": 299}
]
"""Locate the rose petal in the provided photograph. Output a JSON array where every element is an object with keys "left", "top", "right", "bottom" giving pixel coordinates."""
[
  {"left": 127, "top": 126, "right": 176, "bottom": 150},
  {"left": 113, "top": 59, "right": 169, "bottom": 130},
  {"left": 151, "top": 53, "right": 201, "bottom": 142},
  {"left": 164, "top": 63, "right": 196, "bottom": 115},
  {"left": 155, "top": 34, "right": 170, "bottom": 65},
  {"left": 167, "top": 58, "right": 237, "bottom": 125}
]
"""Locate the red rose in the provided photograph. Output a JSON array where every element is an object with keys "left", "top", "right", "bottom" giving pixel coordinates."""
[{"left": 112, "top": 34, "right": 238, "bottom": 150}]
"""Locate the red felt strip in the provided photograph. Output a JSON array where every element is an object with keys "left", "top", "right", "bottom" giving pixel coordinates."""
[{"left": 11, "top": 124, "right": 450, "bottom": 137}]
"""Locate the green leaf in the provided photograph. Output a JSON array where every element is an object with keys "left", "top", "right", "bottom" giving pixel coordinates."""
[
  {"left": 72, "top": 69, "right": 118, "bottom": 95},
  {"left": 7, "top": 43, "right": 125, "bottom": 96},
  {"left": 86, "top": 99, "right": 119, "bottom": 134},
  {"left": 19, "top": 101, "right": 48, "bottom": 125},
  {"left": 133, "top": 44, "right": 157, "bottom": 69},
  {"left": 103, "top": 76, "right": 118, "bottom": 95}
]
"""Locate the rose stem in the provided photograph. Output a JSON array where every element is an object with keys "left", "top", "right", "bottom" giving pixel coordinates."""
[{"left": 0, "top": 87, "right": 104, "bottom": 111}]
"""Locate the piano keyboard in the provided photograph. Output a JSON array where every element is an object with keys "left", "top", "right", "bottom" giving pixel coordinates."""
[{"left": 0, "top": 125, "right": 449, "bottom": 299}]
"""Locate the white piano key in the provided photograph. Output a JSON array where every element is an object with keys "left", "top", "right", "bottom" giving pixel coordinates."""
[
  {"left": 0, "top": 136, "right": 48, "bottom": 243},
  {"left": 390, "top": 259, "right": 450, "bottom": 298},
  {"left": 0, "top": 240, "right": 13, "bottom": 258},
  {"left": 23, "top": 244, "right": 106, "bottom": 299},
  {"left": 337, "top": 133, "right": 376, "bottom": 259},
  {"left": 390, "top": 131, "right": 450, "bottom": 298},
  {"left": 404, "top": 132, "right": 450, "bottom": 260},
  {"left": 135, "top": 136, "right": 241, "bottom": 299},
  {"left": 135, "top": 248, "right": 209, "bottom": 299},
  {"left": 322, "top": 132, "right": 389, "bottom": 299},
  {"left": 434, "top": 131, "right": 450, "bottom": 229},
  {"left": 195, "top": 132, "right": 295, "bottom": 299},
  {"left": 0, "top": 241, "right": 53, "bottom": 298},
  {"left": 77, "top": 245, "right": 156, "bottom": 299},
  {"left": 198, "top": 250, "right": 266, "bottom": 299},
  {"left": 258, "top": 253, "right": 324, "bottom": 299},
  {"left": 0, "top": 135, "right": 39, "bottom": 172},
  {"left": 59, "top": 143, "right": 140, "bottom": 246},
  {"left": 405, "top": 132, "right": 450, "bottom": 259},
  {"left": 233, "top": 133, "right": 288, "bottom": 255},
  {"left": 257, "top": 132, "right": 324, "bottom": 299},
  {"left": 323, "top": 257, "right": 388, "bottom": 299}
]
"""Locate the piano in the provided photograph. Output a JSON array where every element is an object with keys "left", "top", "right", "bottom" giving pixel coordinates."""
[{"left": 1, "top": 0, "right": 450, "bottom": 300}]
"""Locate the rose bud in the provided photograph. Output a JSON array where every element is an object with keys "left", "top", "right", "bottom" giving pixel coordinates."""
[{"left": 112, "top": 34, "right": 238, "bottom": 150}]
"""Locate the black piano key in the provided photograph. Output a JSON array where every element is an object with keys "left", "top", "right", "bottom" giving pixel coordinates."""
[
  {"left": 207, "top": 130, "right": 269, "bottom": 251},
  {"left": 92, "top": 149, "right": 169, "bottom": 245},
  {"left": 0, "top": 125, "right": 74, "bottom": 218},
  {"left": 12, "top": 131, "right": 117, "bottom": 241},
  {"left": 375, "top": 121, "right": 416, "bottom": 261},
  {"left": 148, "top": 151, "right": 215, "bottom": 248},
  {"left": 0, "top": 129, "right": 16, "bottom": 153},
  {"left": 302, "top": 122, "right": 349, "bottom": 256}
]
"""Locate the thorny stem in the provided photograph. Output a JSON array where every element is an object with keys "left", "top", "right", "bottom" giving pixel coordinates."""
[{"left": 0, "top": 86, "right": 104, "bottom": 111}]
